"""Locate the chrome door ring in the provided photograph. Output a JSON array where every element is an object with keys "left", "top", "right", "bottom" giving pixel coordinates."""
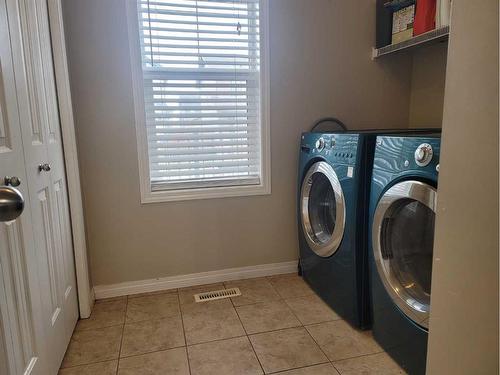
[
  {"left": 300, "top": 161, "right": 346, "bottom": 258},
  {"left": 372, "top": 180, "right": 437, "bottom": 329}
]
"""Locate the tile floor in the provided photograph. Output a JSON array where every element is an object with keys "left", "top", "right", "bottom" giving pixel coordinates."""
[{"left": 59, "top": 274, "right": 406, "bottom": 374}]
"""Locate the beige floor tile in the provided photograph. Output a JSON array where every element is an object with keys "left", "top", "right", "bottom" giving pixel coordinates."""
[
  {"left": 126, "top": 293, "right": 180, "bottom": 323},
  {"left": 128, "top": 288, "right": 178, "bottom": 299},
  {"left": 188, "top": 336, "right": 263, "bottom": 375},
  {"left": 284, "top": 294, "right": 340, "bottom": 325},
  {"left": 118, "top": 347, "right": 190, "bottom": 375},
  {"left": 332, "top": 352, "right": 407, "bottom": 375},
  {"left": 249, "top": 327, "right": 328, "bottom": 373},
  {"left": 121, "top": 316, "right": 185, "bottom": 357},
  {"left": 178, "top": 283, "right": 224, "bottom": 305},
  {"left": 267, "top": 274, "right": 314, "bottom": 299},
  {"left": 236, "top": 300, "right": 301, "bottom": 334},
  {"left": 95, "top": 296, "right": 127, "bottom": 304},
  {"left": 182, "top": 305, "right": 245, "bottom": 345},
  {"left": 76, "top": 299, "right": 126, "bottom": 331},
  {"left": 180, "top": 297, "right": 233, "bottom": 315},
  {"left": 58, "top": 360, "right": 118, "bottom": 375},
  {"left": 61, "top": 325, "right": 122, "bottom": 368},
  {"left": 306, "top": 320, "right": 382, "bottom": 362},
  {"left": 276, "top": 363, "right": 340, "bottom": 374},
  {"left": 225, "top": 278, "right": 281, "bottom": 306}
]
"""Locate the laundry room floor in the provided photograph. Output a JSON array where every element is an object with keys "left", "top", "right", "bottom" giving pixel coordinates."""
[{"left": 59, "top": 274, "right": 406, "bottom": 374}]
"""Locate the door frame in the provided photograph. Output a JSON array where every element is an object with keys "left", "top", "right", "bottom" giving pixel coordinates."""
[{"left": 46, "top": 0, "right": 92, "bottom": 319}]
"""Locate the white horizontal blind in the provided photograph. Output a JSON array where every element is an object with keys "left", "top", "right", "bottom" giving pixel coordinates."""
[{"left": 136, "top": 0, "right": 262, "bottom": 190}]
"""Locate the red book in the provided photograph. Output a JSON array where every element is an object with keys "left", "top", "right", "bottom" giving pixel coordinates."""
[{"left": 413, "top": 0, "right": 436, "bottom": 36}]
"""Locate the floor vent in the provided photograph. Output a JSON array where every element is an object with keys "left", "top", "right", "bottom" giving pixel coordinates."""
[{"left": 194, "top": 287, "right": 241, "bottom": 303}]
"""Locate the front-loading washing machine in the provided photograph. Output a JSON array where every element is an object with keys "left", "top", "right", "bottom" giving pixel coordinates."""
[
  {"left": 298, "top": 129, "right": 440, "bottom": 330},
  {"left": 298, "top": 132, "right": 375, "bottom": 329},
  {"left": 368, "top": 134, "right": 441, "bottom": 375}
]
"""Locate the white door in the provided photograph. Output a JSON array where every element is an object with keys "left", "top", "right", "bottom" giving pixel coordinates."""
[
  {"left": 0, "top": 0, "right": 47, "bottom": 373},
  {"left": 1, "top": 0, "right": 79, "bottom": 374}
]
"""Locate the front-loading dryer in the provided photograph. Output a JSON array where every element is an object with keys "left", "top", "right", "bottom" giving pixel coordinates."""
[
  {"left": 368, "top": 134, "right": 441, "bottom": 375},
  {"left": 298, "top": 132, "right": 373, "bottom": 329}
]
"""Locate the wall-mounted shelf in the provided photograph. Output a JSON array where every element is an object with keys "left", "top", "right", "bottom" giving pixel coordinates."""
[{"left": 372, "top": 26, "right": 449, "bottom": 59}]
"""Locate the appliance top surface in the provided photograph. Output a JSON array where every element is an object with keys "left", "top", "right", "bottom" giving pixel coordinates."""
[
  {"left": 376, "top": 133, "right": 441, "bottom": 140},
  {"left": 306, "top": 128, "right": 441, "bottom": 135},
  {"left": 301, "top": 132, "right": 360, "bottom": 145}
]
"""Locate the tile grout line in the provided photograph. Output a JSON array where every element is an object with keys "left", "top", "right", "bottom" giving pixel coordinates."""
[
  {"left": 282, "top": 291, "right": 333, "bottom": 369},
  {"left": 118, "top": 344, "right": 187, "bottom": 360},
  {"left": 126, "top": 288, "right": 179, "bottom": 300},
  {"left": 61, "top": 298, "right": 129, "bottom": 371},
  {"left": 187, "top": 334, "right": 249, "bottom": 349},
  {"left": 114, "top": 293, "right": 192, "bottom": 363},
  {"left": 186, "top": 320, "right": 365, "bottom": 347},
  {"left": 266, "top": 362, "right": 336, "bottom": 375},
  {"left": 61, "top": 358, "right": 121, "bottom": 371},
  {"left": 179, "top": 284, "right": 387, "bottom": 370},
  {"left": 74, "top": 322, "right": 124, "bottom": 332},
  {"left": 265, "top": 275, "right": 288, "bottom": 300},
  {"left": 330, "top": 360, "right": 344, "bottom": 375},
  {"left": 286, "top": 276, "right": 388, "bottom": 369},
  {"left": 227, "top": 285, "right": 266, "bottom": 375},
  {"left": 115, "top": 295, "right": 129, "bottom": 375},
  {"left": 229, "top": 275, "right": 334, "bottom": 373},
  {"left": 178, "top": 290, "right": 193, "bottom": 375},
  {"left": 247, "top": 337, "right": 267, "bottom": 375},
  {"left": 300, "top": 320, "right": 389, "bottom": 373},
  {"left": 329, "top": 348, "right": 388, "bottom": 364}
]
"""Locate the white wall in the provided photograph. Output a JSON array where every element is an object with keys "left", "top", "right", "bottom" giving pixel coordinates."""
[
  {"left": 63, "top": 0, "right": 413, "bottom": 287},
  {"left": 427, "top": 1, "right": 499, "bottom": 373}
]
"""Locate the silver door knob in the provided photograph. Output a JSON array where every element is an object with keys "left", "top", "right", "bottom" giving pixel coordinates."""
[
  {"left": 0, "top": 186, "right": 25, "bottom": 222},
  {"left": 38, "top": 163, "right": 51, "bottom": 172},
  {"left": 4, "top": 176, "right": 21, "bottom": 187}
]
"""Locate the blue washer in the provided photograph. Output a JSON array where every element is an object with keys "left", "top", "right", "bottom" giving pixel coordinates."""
[
  {"left": 298, "top": 132, "right": 372, "bottom": 329},
  {"left": 297, "top": 129, "right": 440, "bottom": 330},
  {"left": 368, "top": 134, "right": 441, "bottom": 375}
]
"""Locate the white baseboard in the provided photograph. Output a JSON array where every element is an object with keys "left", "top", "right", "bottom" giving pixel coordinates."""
[{"left": 93, "top": 260, "right": 298, "bottom": 300}]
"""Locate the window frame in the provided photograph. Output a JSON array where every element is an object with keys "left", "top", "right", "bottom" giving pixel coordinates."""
[{"left": 126, "top": 0, "right": 271, "bottom": 204}]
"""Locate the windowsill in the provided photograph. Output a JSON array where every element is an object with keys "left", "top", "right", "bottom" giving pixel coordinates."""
[{"left": 140, "top": 182, "right": 271, "bottom": 204}]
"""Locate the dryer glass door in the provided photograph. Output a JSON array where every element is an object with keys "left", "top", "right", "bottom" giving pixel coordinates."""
[
  {"left": 301, "top": 161, "right": 345, "bottom": 257},
  {"left": 372, "top": 180, "right": 436, "bottom": 329}
]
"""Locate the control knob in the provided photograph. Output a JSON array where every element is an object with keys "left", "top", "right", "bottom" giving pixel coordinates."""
[
  {"left": 414, "top": 143, "right": 433, "bottom": 167},
  {"left": 315, "top": 138, "right": 325, "bottom": 151}
]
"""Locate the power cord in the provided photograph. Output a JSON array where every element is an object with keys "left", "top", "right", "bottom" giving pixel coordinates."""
[{"left": 310, "top": 117, "right": 348, "bottom": 132}]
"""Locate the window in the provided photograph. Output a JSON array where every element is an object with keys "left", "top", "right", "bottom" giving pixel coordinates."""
[{"left": 127, "top": 0, "right": 270, "bottom": 203}]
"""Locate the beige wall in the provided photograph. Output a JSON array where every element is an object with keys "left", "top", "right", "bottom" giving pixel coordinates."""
[
  {"left": 409, "top": 43, "right": 448, "bottom": 128},
  {"left": 63, "top": 0, "right": 413, "bottom": 286},
  {"left": 427, "top": 1, "right": 499, "bottom": 373}
]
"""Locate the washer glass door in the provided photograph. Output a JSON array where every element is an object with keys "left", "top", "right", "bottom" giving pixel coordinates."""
[
  {"left": 301, "top": 161, "right": 345, "bottom": 257},
  {"left": 372, "top": 180, "right": 436, "bottom": 329}
]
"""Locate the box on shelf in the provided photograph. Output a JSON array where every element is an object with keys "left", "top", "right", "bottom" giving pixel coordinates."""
[
  {"left": 392, "top": 4, "right": 415, "bottom": 44},
  {"left": 414, "top": 0, "right": 436, "bottom": 36}
]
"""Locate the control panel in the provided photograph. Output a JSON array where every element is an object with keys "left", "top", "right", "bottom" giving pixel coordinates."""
[
  {"left": 301, "top": 134, "right": 357, "bottom": 163},
  {"left": 373, "top": 136, "right": 440, "bottom": 173}
]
